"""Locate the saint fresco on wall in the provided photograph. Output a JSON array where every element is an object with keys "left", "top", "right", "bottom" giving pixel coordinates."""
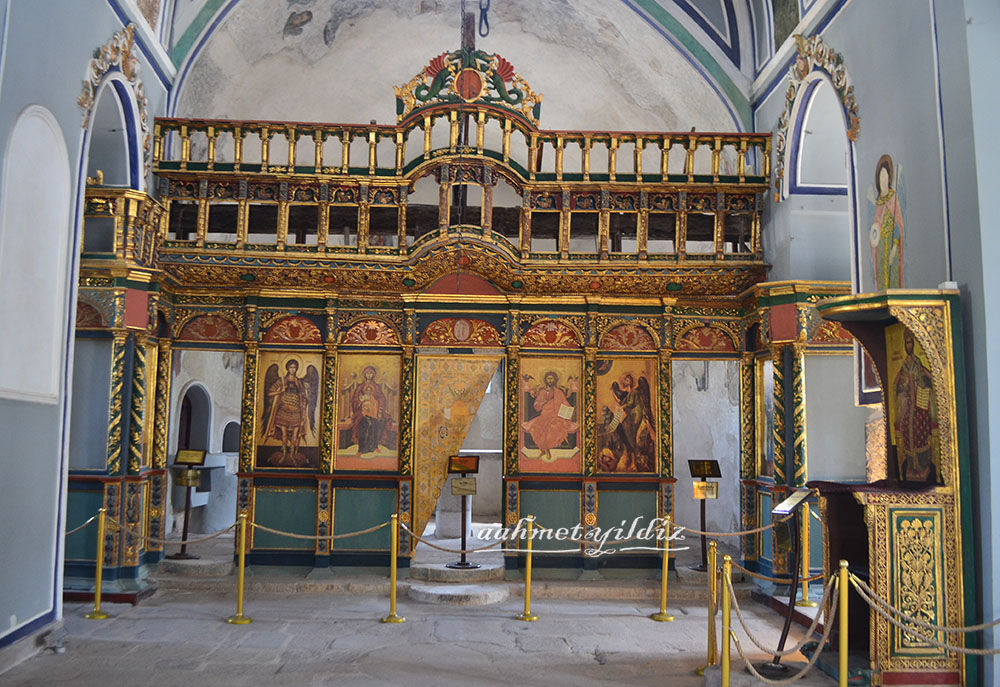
[
  {"left": 256, "top": 351, "right": 322, "bottom": 469},
  {"left": 595, "top": 357, "right": 657, "bottom": 473},
  {"left": 867, "top": 154, "right": 905, "bottom": 290},
  {"left": 885, "top": 323, "right": 940, "bottom": 485},
  {"left": 519, "top": 356, "right": 581, "bottom": 473},
  {"left": 335, "top": 354, "right": 400, "bottom": 471}
]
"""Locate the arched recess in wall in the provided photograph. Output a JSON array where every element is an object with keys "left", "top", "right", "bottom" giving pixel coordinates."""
[
  {"left": 78, "top": 25, "right": 151, "bottom": 192},
  {"left": 785, "top": 76, "right": 853, "bottom": 281},
  {"left": 85, "top": 76, "right": 143, "bottom": 189},
  {"left": 773, "top": 34, "right": 861, "bottom": 286},
  {"left": 177, "top": 383, "right": 212, "bottom": 452},
  {"left": 0, "top": 105, "right": 72, "bottom": 402},
  {"left": 221, "top": 420, "right": 240, "bottom": 452}
]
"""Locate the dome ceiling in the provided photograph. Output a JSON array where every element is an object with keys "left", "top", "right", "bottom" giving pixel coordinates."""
[{"left": 168, "top": 0, "right": 752, "bottom": 131}]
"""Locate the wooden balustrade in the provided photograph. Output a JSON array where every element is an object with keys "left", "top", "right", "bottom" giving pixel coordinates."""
[{"left": 153, "top": 112, "right": 770, "bottom": 184}]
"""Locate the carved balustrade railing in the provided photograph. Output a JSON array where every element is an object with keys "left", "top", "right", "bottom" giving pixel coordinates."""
[
  {"left": 152, "top": 112, "right": 769, "bottom": 264},
  {"left": 154, "top": 111, "right": 770, "bottom": 184},
  {"left": 81, "top": 187, "right": 167, "bottom": 269}
]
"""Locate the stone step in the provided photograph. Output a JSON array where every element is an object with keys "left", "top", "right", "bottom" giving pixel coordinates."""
[
  {"left": 158, "top": 557, "right": 233, "bottom": 577},
  {"left": 408, "top": 561, "right": 505, "bottom": 583},
  {"left": 408, "top": 583, "right": 510, "bottom": 606}
]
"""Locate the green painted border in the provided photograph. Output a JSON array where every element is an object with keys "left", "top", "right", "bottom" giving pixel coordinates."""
[
  {"left": 631, "top": 0, "right": 751, "bottom": 129},
  {"left": 172, "top": 0, "right": 228, "bottom": 67}
]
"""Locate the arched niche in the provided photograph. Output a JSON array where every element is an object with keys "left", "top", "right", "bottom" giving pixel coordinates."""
[
  {"left": 86, "top": 78, "right": 141, "bottom": 188},
  {"left": 177, "top": 384, "right": 212, "bottom": 452},
  {"left": 786, "top": 77, "right": 854, "bottom": 282},
  {"left": 0, "top": 105, "right": 71, "bottom": 402},
  {"left": 221, "top": 421, "right": 241, "bottom": 453}
]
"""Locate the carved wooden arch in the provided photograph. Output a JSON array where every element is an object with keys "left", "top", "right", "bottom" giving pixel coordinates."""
[
  {"left": 340, "top": 317, "right": 402, "bottom": 346},
  {"left": 521, "top": 318, "right": 582, "bottom": 348},
  {"left": 76, "top": 300, "right": 104, "bottom": 328},
  {"left": 176, "top": 313, "right": 241, "bottom": 342},
  {"left": 673, "top": 322, "right": 739, "bottom": 352},
  {"left": 599, "top": 321, "right": 658, "bottom": 351},
  {"left": 420, "top": 317, "right": 503, "bottom": 347},
  {"left": 406, "top": 157, "right": 524, "bottom": 197},
  {"left": 263, "top": 315, "right": 323, "bottom": 345}
]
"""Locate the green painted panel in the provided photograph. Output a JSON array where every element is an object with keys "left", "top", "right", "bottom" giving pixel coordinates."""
[
  {"left": 808, "top": 512, "right": 823, "bottom": 571},
  {"left": 253, "top": 488, "right": 316, "bottom": 551},
  {"left": 596, "top": 490, "right": 657, "bottom": 544},
  {"left": 65, "top": 489, "right": 104, "bottom": 561},
  {"left": 332, "top": 488, "right": 395, "bottom": 551},
  {"left": 519, "top": 489, "right": 579, "bottom": 552},
  {"left": 760, "top": 492, "right": 773, "bottom": 562}
]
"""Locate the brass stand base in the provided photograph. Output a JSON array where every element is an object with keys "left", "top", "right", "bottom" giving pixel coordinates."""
[
  {"left": 515, "top": 613, "right": 538, "bottom": 622},
  {"left": 694, "top": 664, "right": 710, "bottom": 676},
  {"left": 795, "top": 600, "right": 819, "bottom": 608},
  {"left": 84, "top": 611, "right": 109, "bottom": 620},
  {"left": 226, "top": 614, "right": 252, "bottom": 625},
  {"left": 650, "top": 612, "right": 675, "bottom": 622},
  {"left": 380, "top": 614, "right": 405, "bottom": 624}
]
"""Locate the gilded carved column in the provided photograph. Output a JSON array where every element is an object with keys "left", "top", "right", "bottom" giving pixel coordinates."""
[
  {"left": 320, "top": 344, "right": 337, "bottom": 473},
  {"left": 583, "top": 346, "right": 598, "bottom": 476},
  {"left": 106, "top": 331, "right": 128, "bottom": 475},
  {"left": 239, "top": 342, "right": 259, "bottom": 474},
  {"left": 126, "top": 333, "right": 148, "bottom": 475},
  {"left": 505, "top": 343, "right": 521, "bottom": 477},
  {"left": 771, "top": 344, "right": 787, "bottom": 486},
  {"left": 398, "top": 344, "right": 416, "bottom": 476},
  {"left": 790, "top": 343, "right": 807, "bottom": 487},
  {"left": 739, "top": 351, "right": 757, "bottom": 561},
  {"left": 657, "top": 348, "right": 673, "bottom": 478}
]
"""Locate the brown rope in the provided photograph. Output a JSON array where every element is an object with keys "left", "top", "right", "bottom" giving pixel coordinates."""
[
  {"left": 849, "top": 576, "right": 1000, "bottom": 655},
  {"left": 849, "top": 573, "right": 1000, "bottom": 634},
  {"left": 676, "top": 512, "right": 794, "bottom": 538},
  {"left": 400, "top": 522, "right": 506, "bottom": 554},
  {"left": 65, "top": 514, "right": 98, "bottom": 537},
  {"left": 107, "top": 516, "right": 236, "bottom": 545},
  {"left": 729, "top": 560, "right": 824, "bottom": 584},
  {"left": 251, "top": 520, "right": 389, "bottom": 541}
]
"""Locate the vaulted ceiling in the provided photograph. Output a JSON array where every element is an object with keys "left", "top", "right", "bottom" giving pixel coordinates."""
[{"left": 166, "top": 0, "right": 756, "bottom": 131}]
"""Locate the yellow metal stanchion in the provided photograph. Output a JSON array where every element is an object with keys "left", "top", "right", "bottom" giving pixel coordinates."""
[
  {"left": 381, "top": 514, "right": 405, "bottom": 624},
  {"left": 796, "top": 505, "right": 818, "bottom": 607},
  {"left": 516, "top": 515, "right": 538, "bottom": 622},
  {"left": 85, "top": 507, "right": 109, "bottom": 620},
  {"left": 839, "top": 560, "right": 848, "bottom": 687},
  {"left": 695, "top": 540, "right": 718, "bottom": 675},
  {"left": 651, "top": 515, "right": 674, "bottom": 622},
  {"left": 721, "top": 554, "right": 732, "bottom": 687},
  {"left": 226, "top": 513, "right": 252, "bottom": 625}
]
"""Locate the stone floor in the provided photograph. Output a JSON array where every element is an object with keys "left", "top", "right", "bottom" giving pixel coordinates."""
[
  {"left": 1, "top": 521, "right": 839, "bottom": 686},
  {"left": 2, "top": 582, "right": 838, "bottom": 687}
]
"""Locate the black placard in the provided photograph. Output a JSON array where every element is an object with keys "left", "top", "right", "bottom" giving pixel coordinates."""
[{"left": 687, "top": 459, "right": 721, "bottom": 479}]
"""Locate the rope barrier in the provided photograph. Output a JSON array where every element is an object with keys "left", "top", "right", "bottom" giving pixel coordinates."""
[
  {"left": 399, "top": 522, "right": 505, "bottom": 554},
  {"left": 848, "top": 575, "right": 1000, "bottom": 655},
  {"left": 676, "top": 512, "right": 795, "bottom": 538},
  {"left": 65, "top": 514, "right": 98, "bottom": 537},
  {"left": 730, "top": 576, "right": 836, "bottom": 657},
  {"left": 849, "top": 573, "right": 1000, "bottom": 634},
  {"left": 106, "top": 516, "right": 237, "bottom": 546},
  {"left": 251, "top": 520, "right": 389, "bottom": 541},
  {"left": 727, "top": 573, "right": 841, "bottom": 685},
  {"left": 729, "top": 560, "right": 825, "bottom": 585}
]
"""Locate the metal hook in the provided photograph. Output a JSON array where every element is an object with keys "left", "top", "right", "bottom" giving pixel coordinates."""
[{"left": 479, "top": 0, "right": 490, "bottom": 37}]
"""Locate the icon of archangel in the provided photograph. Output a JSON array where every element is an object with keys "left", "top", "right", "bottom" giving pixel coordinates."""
[
  {"left": 337, "top": 361, "right": 399, "bottom": 462},
  {"left": 259, "top": 357, "right": 321, "bottom": 468},
  {"left": 596, "top": 359, "right": 657, "bottom": 473}
]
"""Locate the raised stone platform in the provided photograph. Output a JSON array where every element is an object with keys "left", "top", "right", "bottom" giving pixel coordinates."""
[{"left": 408, "top": 582, "right": 510, "bottom": 606}]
